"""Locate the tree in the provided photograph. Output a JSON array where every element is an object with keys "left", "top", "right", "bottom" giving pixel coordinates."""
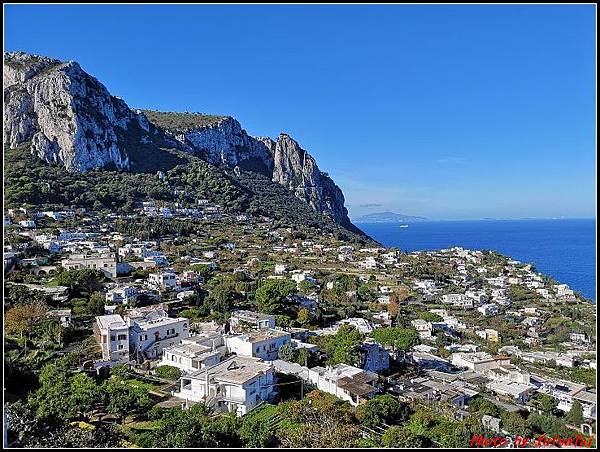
[
  {"left": 278, "top": 342, "right": 299, "bottom": 362},
  {"left": 381, "top": 426, "right": 427, "bottom": 448},
  {"left": 355, "top": 395, "right": 410, "bottom": 428},
  {"left": 68, "top": 373, "right": 101, "bottom": 418},
  {"left": 528, "top": 412, "right": 574, "bottom": 437},
  {"left": 5, "top": 302, "right": 49, "bottom": 349},
  {"left": 141, "top": 404, "right": 242, "bottom": 447},
  {"left": 296, "top": 348, "right": 311, "bottom": 367},
  {"left": 87, "top": 292, "right": 106, "bottom": 315},
  {"left": 277, "top": 391, "right": 360, "bottom": 448},
  {"left": 370, "top": 326, "right": 419, "bottom": 353},
  {"left": 419, "top": 311, "right": 443, "bottom": 322},
  {"left": 357, "top": 283, "right": 375, "bottom": 302},
  {"left": 255, "top": 278, "right": 296, "bottom": 314},
  {"left": 203, "top": 280, "right": 237, "bottom": 313},
  {"left": 102, "top": 377, "right": 152, "bottom": 421},
  {"left": 38, "top": 319, "right": 64, "bottom": 348},
  {"left": 239, "top": 411, "right": 276, "bottom": 447},
  {"left": 154, "top": 365, "right": 182, "bottom": 380},
  {"left": 500, "top": 411, "right": 532, "bottom": 437},
  {"left": 28, "top": 360, "right": 100, "bottom": 423},
  {"left": 319, "top": 324, "right": 363, "bottom": 367},
  {"left": 565, "top": 401, "right": 584, "bottom": 426},
  {"left": 52, "top": 268, "right": 105, "bottom": 297},
  {"left": 533, "top": 393, "right": 558, "bottom": 414},
  {"left": 298, "top": 280, "right": 317, "bottom": 296},
  {"left": 297, "top": 308, "right": 311, "bottom": 326},
  {"left": 468, "top": 396, "right": 501, "bottom": 417}
]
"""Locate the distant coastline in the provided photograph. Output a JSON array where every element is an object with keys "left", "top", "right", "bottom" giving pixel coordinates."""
[
  {"left": 356, "top": 218, "right": 596, "bottom": 301},
  {"left": 353, "top": 211, "right": 427, "bottom": 223}
]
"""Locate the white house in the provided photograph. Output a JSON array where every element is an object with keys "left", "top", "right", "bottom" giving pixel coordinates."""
[
  {"left": 477, "top": 303, "right": 499, "bottom": 317},
  {"left": 229, "top": 310, "right": 276, "bottom": 333},
  {"left": 147, "top": 271, "right": 177, "bottom": 290},
  {"left": 411, "top": 319, "right": 433, "bottom": 340},
  {"left": 225, "top": 329, "right": 291, "bottom": 361},
  {"left": 485, "top": 381, "right": 535, "bottom": 403},
  {"left": 18, "top": 220, "right": 36, "bottom": 228},
  {"left": 105, "top": 286, "right": 139, "bottom": 305},
  {"left": 307, "top": 364, "right": 379, "bottom": 406},
  {"left": 61, "top": 252, "right": 118, "bottom": 278},
  {"left": 126, "top": 307, "right": 189, "bottom": 361},
  {"left": 94, "top": 314, "right": 130, "bottom": 362},
  {"left": 540, "top": 380, "right": 597, "bottom": 420},
  {"left": 47, "top": 309, "right": 72, "bottom": 327},
  {"left": 451, "top": 352, "right": 510, "bottom": 372},
  {"left": 160, "top": 341, "right": 221, "bottom": 374},
  {"left": 570, "top": 332, "right": 589, "bottom": 344},
  {"left": 175, "top": 356, "right": 276, "bottom": 416},
  {"left": 274, "top": 264, "right": 287, "bottom": 275}
]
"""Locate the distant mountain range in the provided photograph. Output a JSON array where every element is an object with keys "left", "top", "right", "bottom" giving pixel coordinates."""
[{"left": 354, "top": 211, "right": 428, "bottom": 223}]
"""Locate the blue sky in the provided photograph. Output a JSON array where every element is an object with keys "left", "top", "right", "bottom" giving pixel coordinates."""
[{"left": 4, "top": 4, "right": 596, "bottom": 220}]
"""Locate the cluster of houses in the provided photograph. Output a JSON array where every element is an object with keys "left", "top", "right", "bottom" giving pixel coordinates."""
[
  {"left": 4, "top": 207, "right": 596, "bottom": 429},
  {"left": 93, "top": 308, "right": 391, "bottom": 415}
]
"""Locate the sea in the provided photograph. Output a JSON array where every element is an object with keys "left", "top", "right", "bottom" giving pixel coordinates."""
[{"left": 355, "top": 219, "right": 596, "bottom": 302}]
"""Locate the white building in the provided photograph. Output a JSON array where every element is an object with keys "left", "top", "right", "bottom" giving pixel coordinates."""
[
  {"left": 540, "top": 380, "right": 597, "bottom": 420},
  {"left": 451, "top": 352, "right": 510, "bottom": 372},
  {"left": 570, "top": 332, "right": 589, "bottom": 344},
  {"left": 274, "top": 264, "right": 287, "bottom": 275},
  {"left": 61, "top": 252, "right": 118, "bottom": 278},
  {"left": 334, "top": 317, "right": 374, "bottom": 335},
  {"left": 94, "top": 314, "right": 130, "bottom": 362},
  {"left": 225, "top": 329, "right": 291, "bottom": 361},
  {"left": 148, "top": 271, "right": 177, "bottom": 290},
  {"left": 229, "top": 310, "right": 276, "bottom": 333},
  {"left": 477, "top": 303, "right": 499, "bottom": 317},
  {"left": 175, "top": 356, "right": 276, "bottom": 416},
  {"left": 307, "top": 364, "right": 379, "bottom": 406},
  {"left": 127, "top": 307, "right": 189, "bottom": 361},
  {"left": 160, "top": 336, "right": 222, "bottom": 374},
  {"left": 411, "top": 319, "right": 433, "bottom": 340},
  {"left": 47, "top": 309, "right": 72, "bottom": 327},
  {"left": 105, "top": 286, "right": 139, "bottom": 305},
  {"left": 485, "top": 381, "right": 535, "bottom": 403}
]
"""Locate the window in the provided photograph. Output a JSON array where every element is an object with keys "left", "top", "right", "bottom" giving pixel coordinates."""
[
  {"left": 110, "top": 335, "right": 116, "bottom": 341},
  {"left": 118, "top": 334, "right": 126, "bottom": 341},
  {"left": 118, "top": 344, "right": 124, "bottom": 350}
]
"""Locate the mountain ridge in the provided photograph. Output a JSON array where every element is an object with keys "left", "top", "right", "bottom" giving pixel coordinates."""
[{"left": 3, "top": 51, "right": 353, "bottom": 229}]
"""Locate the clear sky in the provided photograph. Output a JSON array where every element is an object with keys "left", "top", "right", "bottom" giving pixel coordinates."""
[{"left": 4, "top": 4, "right": 596, "bottom": 220}]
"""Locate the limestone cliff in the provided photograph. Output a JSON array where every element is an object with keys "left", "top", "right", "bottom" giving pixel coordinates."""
[
  {"left": 3, "top": 51, "right": 352, "bottom": 226},
  {"left": 3, "top": 52, "right": 153, "bottom": 171}
]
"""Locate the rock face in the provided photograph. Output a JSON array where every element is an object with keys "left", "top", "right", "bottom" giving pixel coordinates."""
[
  {"left": 3, "top": 52, "right": 152, "bottom": 171},
  {"left": 3, "top": 51, "right": 351, "bottom": 225},
  {"left": 156, "top": 123, "right": 350, "bottom": 224},
  {"left": 158, "top": 115, "right": 275, "bottom": 177},
  {"left": 271, "top": 134, "right": 349, "bottom": 224}
]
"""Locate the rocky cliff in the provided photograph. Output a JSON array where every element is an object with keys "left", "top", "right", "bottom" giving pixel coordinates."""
[
  {"left": 3, "top": 51, "right": 352, "bottom": 226},
  {"left": 3, "top": 52, "right": 156, "bottom": 172}
]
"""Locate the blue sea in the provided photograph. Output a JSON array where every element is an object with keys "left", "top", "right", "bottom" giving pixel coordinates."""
[{"left": 355, "top": 219, "right": 596, "bottom": 302}]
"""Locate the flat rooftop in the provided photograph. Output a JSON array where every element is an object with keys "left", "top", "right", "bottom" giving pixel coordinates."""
[
  {"left": 96, "top": 314, "right": 127, "bottom": 330},
  {"left": 234, "top": 329, "right": 290, "bottom": 343},
  {"left": 189, "top": 356, "right": 272, "bottom": 385}
]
